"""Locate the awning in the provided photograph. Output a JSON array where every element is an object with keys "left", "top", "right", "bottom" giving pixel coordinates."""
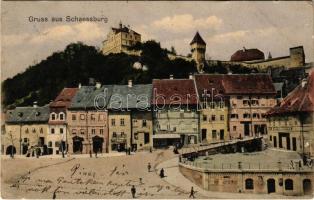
[{"left": 152, "top": 134, "right": 181, "bottom": 139}]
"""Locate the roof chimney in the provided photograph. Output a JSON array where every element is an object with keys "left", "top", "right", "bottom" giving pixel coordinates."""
[
  {"left": 95, "top": 82, "right": 101, "bottom": 89},
  {"left": 169, "top": 75, "right": 174, "bottom": 79},
  {"left": 33, "top": 101, "right": 38, "bottom": 108},
  {"left": 243, "top": 46, "right": 246, "bottom": 52},
  {"left": 301, "top": 78, "right": 307, "bottom": 88},
  {"left": 189, "top": 73, "right": 193, "bottom": 79},
  {"left": 78, "top": 83, "right": 82, "bottom": 89},
  {"left": 128, "top": 80, "right": 133, "bottom": 88}
]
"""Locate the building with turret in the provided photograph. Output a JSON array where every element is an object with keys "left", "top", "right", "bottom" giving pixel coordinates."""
[
  {"left": 190, "top": 32, "right": 206, "bottom": 72},
  {"left": 102, "top": 22, "right": 141, "bottom": 55}
]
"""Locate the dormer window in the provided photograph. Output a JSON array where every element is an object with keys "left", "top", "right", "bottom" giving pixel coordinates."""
[
  {"left": 18, "top": 112, "right": 23, "bottom": 117},
  {"left": 35, "top": 112, "right": 41, "bottom": 116},
  {"left": 51, "top": 113, "right": 56, "bottom": 120},
  {"left": 59, "top": 113, "right": 65, "bottom": 120}
]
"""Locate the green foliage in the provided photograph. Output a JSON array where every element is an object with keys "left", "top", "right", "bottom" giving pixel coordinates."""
[{"left": 2, "top": 41, "right": 196, "bottom": 108}]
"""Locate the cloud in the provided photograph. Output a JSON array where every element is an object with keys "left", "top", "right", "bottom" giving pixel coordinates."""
[
  {"left": 151, "top": 14, "right": 223, "bottom": 32},
  {"left": 3, "top": 22, "right": 105, "bottom": 47}
]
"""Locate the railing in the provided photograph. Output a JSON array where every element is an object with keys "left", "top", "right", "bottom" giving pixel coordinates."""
[{"left": 179, "top": 158, "right": 313, "bottom": 172}]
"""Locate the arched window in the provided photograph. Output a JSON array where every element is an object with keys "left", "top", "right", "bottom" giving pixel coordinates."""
[
  {"left": 51, "top": 113, "right": 56, "bottom": 120},
  {"left": 59, "top": 112, "right": 65, "bottom": 120},
  {"left": 285, "top": 179, "right": 293, "bottom": 190},
  {"left": 245, "top": 178, "right": 254, "bottom": 190}
]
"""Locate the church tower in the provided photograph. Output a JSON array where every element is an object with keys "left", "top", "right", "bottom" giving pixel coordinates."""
[{"left": 190, "top": 32, "right": 206, "bottom": 72}]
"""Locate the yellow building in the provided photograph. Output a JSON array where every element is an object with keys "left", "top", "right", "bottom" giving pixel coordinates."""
[
  {"left": 4, "top": 105, "right": 49, "bottom": 156},
  {"left": 132, "top": 111, "right": 153, "bottom": 150},
  {"left": 267, "top": 70, "right": 314, "bottom": 159},
  {"left": 200, "top": 102, "right": 229, "bottom": 143},
  {"left": 102, "top": 22, "right": 141, "bottom": 55}
]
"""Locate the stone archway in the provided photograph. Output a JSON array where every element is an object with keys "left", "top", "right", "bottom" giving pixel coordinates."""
[
  {"left": 267, "top": 178, "right": 276, "bottom": 193},
  {"left": 92, "top": 136, "right": 104, "bottom": 153},
  {"left": 73, "top": 136, "right": 84, "bottom": 154},
  {"left": 303, "top": 179, "right": 312, "bottom": 195},
  {"left": 6, "top": 145, "right": 16, "bottom": 155}
]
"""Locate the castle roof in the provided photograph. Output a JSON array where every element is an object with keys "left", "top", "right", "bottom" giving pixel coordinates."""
[
  {"left": 194, "top": 74, "right": 276, "bottom": 96},
  {"left": 152, "top": 79, "right": 198, "bottom": 105},
  {"left": 190, "top": 32, "right": 206, "bottom": 45},
  {"left": 6, "top": 105, "right": 50, "bottom": 124},
  {"left": 108, "top": 84, "right": 152, "bottom": 109},
  {"left": 231, "top": 48, "right": 265, "bottom": 62},
  {"left": 267, "top": 70, "right": 314, "bottom": 115},
  {"left": 50, "top": 88, "right": 78, "bottom": 108}
]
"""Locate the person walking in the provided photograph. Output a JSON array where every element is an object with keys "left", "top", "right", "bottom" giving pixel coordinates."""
[
  {"left": 147, "top": 162, "right": 151, "bottom": 172},
  {"left": 131, "top": 185, "right": 136, "bottom": 198},
  {"left": 159, "top": 168, "right": 165, "bottom": 178},
  {"left": 189, "top": 186, "right": 195, "bottom": 198},
  {"left": 52, "top": 190, "right": 56, "bottom": 199}
]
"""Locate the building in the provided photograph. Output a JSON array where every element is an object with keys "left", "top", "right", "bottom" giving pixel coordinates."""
[
  {"left": 230, "top": 47, "right": 265, "bottom": 62},
  {"left": 4, "top": 104, "right": 49, "bottom": 156},
  {"left": 194, "top": 75, "right": 229, "bottom": 143},
  {"left": 152, "top": 76, "right": 199, "bottom": 148},
  {"left": 267, "top": 70, "right": 314, "bottom": 159},
  {"left": 48, "top": 88, "right": 78, "bottom": 155},
  {"left": 108, "top": 81, "right": 152, "bottom": 152},
  {"left": 223, "top": 74, "right": 277, "bottom": 138},
  {"left": 231, "top": 46, "right": 305, "bottom": 69},
  {"left": 67, "top": 84, "right": 113, "bottom": 154},
  {"left": 190, "top": 32, "right": 206, "bottom": 73},
  {"left": 102, "top": 22, "right": 141, "bottom": 55}
]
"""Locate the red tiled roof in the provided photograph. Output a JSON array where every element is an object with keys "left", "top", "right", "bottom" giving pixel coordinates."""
[
  {"left": 222, "top": 74, "right": 276, "bottom": 95},
  {"left": 231, "top": 48, "right": 264, "bottom": 62},
  {"left": 50, "top": 88, "right": 78, "bottom": 108},
  {"left": 152, "top": 79, "right": 198, "bottom": 105},
  {"left": 267, "top": 70, "right": 314, "bottom": 115},
  {"left": 194, "top": 74, "right": 276, "bottom": 95}
]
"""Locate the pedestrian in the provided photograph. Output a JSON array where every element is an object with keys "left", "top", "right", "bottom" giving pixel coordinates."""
[
  {"left": 131, "top": 185, "right": 136, "bottom": 198},
  {"left": 89, "top": 150, "right": 92, "bottom": 158},
  {"left": 189, "top": 186, "right": 195, "bottom": 198},
  {"left": 149, "top": 147, "right": 152, "bottom": 153},
  {"left": 159, "top": 168, "right": 165, "bottom": 178},
  {"left": 147, "top": 162, "right": 151, "bottom": 172},
  {"left": 52, "top": 190, "right": 56, "bottom": 199}
]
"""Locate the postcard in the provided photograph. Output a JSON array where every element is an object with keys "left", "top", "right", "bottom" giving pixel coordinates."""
[{"left": 1, "top": 1, "right": 313, "bottom": 199}]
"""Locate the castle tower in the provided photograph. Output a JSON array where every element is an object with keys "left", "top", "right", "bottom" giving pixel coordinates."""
[{"left": 190, "top": 32, "right": 206, "bottom": 72}]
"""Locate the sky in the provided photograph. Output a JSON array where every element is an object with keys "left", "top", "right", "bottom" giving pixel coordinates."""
[{"left": 1, "top": 1, "right": 313, "bottom": 80}]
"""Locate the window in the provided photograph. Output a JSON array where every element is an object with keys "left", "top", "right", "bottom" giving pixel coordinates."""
[
  {"left": 243, "top": 113, "right": 251, "bottom": 118},
  {"left": 91, "top": 114, "right": 96, "bottom": 121},
  {"left": 144, "top": 132, "right": 150, "bottom": 144},
  {"left": 121, "top": 132, "right": 125, "bottom": 137},
  {"left": 59, "top": 113, "right": 64, "bottom": 120},
  {"left": 253, "top": 113, "right": 260, "bottom": 118},
  {"left": 92, "top": 129, "right": 96, "bottom": 134},
  {"left": 270, "top": 135, "right": 272, "bottom": 141},
  {"left": 32, "top": 128, "right": 36, "bottom": 133},
  {"left": 60, "top": 128, "right": 63, "bottom": 134},
  {"left": 112, "top": 132, "right": 117, "bottom": 137},
  {"left": 203, "top": 115, "right": 207, "bottom": 121},
  {"left": 233, "top": 126, "right": 237, "bottom": 131},
  {"left": 100, "top": 129, "right": 103, "bottom": 135},
  {"left": 40, "top": 128, "right": 43, "bottom": 134},
  {"left": 285, "top": 179, "right": 293, "bottom": 190},
  {"left": 142, "top": 120, "right": 147, "bottom": 127},
  {"left": 243, "top": 100, "right": 250, "bottom": 106},
  {"left": 245, "top": 179, "right": 254, "bottom": 190},
  {"left": 48, "top": 141, "right": 52, "bottom": 147},
  {"left": 111, "top": 119, "right": 115, "bottom": 126},
  {"left": 72, "top": 129, "right": 77, "bottom": 135},
  {"left": 51, "top": 128, "right": 55, "bottom": 134},
  {"left": 80, "top": 129, "right": 84, "bottom": 135},
  {"left": 80, "top": 114, "right": 85, "bottom": 120},
  {"left": 120, "top": 118, "right": 125, "bottom": 126},
  {"left": 220, "top": 115, "right": 224, "bottom": 121},
  {"left": 212, "top": 130, "right": 217, "bottom": 139},
  {"left": 51, "top": 113, "right": 56, "bottom": 120},
  {"left": 99, "top": 114, "right": 104, "bottom": 121},
  {"left": 252, "top": 100, "right": 259, "bottom": 106},
  {"left": 23, "top": 138, "right": 28, "bottom": 143},
  {"left": 25, "top": 128, "right": 29, "bottom": 134},
  {"left": 55, "top": 141, "right": 60, "bottom": 148},
  {"left": 72, "top": 114, "right": 76, "bottom": 121},
  {"left": 230, "top": 114, "right": 238, "bottom": 119},
  {"left": 211, "top": 115, "right": 216, "bottom": 121}
]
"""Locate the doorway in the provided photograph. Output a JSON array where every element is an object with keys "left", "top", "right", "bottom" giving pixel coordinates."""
[
  {"left": 92, "top": 136, "right": 104, "bottom": 153},
  {"left": 267, "top": 179, "right": 276, "bottom": 193},
  {"left": 73, "top": 136, "right": 84, "bottom": 153},
  {"left": 303, "top": 179, "right": 312, "bottom": 195},
  {"left": 6, "top": 145, "right": 16, "bottom": 155},
  {"left": 244, "top": 123, "right": 250, "bottom": 136}
]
